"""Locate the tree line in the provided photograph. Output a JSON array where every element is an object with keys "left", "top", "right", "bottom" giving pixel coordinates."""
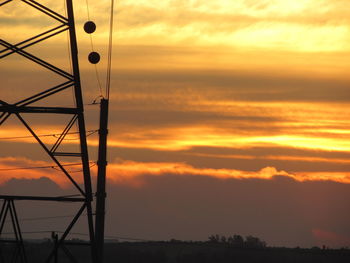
[{"left": 208, "top": 234, "right": 267, "bottom": 248}]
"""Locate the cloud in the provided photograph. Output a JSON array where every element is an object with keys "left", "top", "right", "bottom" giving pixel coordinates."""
[
  {"left": 1, "top": 177, "right": 62, "bottom": 196},
  {"left": 106, "top": 160, "right": 350, "bottom": 186},
  {"left": 2, "top": 156, "right": 350, "bottom": 191},
  {"left": 3, "top": 0, "right": 350, "bottom": 52},
  {"left": 109, "top": 0, "right": 350, "bottom": 52},
  {"left": 107, "top": 144, "right": 350, "bottom": 175},
  {"left": 0, "top": 157, "right": 84, "bottom": 188},
  {"left": 107, "top": 170, "right": 350, "bottom": 247},
  {"left": 1, "top": 159, "right": 350, "bottom": 247},
  {"left": 107, "top": 160, "right": 288, "bottom": 185},
  {"left": 111, "top": 69, "right": 350, "bottom": 103}
]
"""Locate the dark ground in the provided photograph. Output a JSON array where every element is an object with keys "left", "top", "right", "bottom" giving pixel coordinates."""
[{"left": 1, "top": 240, "right": 350, "bottom": 263}]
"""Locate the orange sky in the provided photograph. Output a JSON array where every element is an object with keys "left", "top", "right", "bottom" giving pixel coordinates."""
[{"left": 1, "top": 0, "right": 350, "bottom": 248}]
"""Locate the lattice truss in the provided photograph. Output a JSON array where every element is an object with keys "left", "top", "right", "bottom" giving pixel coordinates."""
[{"left": 0, "top": 0, "right": 95, "bottom": 262}]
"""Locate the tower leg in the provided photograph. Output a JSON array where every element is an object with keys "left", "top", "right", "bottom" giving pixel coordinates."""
[{"left": 0, "top": 199, "right": 27, "bottom": 263}]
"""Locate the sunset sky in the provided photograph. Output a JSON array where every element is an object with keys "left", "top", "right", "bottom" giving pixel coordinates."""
[{"left": 1, "top": 0, "right": 350, "bottom": 248}]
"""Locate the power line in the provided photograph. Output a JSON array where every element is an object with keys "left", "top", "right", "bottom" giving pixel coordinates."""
[
  {"left": 65, "top": 232, "right": 152, "bottom": 242},
  {"left": 85, "top": 0, "right": 91, "bottom": 21},
  {"left": 0, "top": 130, "right": 98, "bottom": 141},
  {"left": 1, "top": 231, "right": 153, "bottom": 242},
  {"left": 52, "top": 162, "right": 96, "bottom": 173},
  {"left": 56, "top": 130, "right": 98, "bottom": 141},
  {"left": 1, "top": 231, "right": 53, "bottom": 235},
  {"left": 5, "top": 214, "right": 81, "bottom": 223},
  {"left": 106, "top": 0, "right": 115, "bottom": 99},
  {"left": 0, "top": 162, "right": 96, "bottom": 172},
  {"left": 104, "top": 235, "right": 152, "bottom": 242}
]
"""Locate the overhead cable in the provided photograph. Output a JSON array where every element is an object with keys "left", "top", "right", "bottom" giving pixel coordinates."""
[
  {"left": 0, "top": 161, "right": 96, "bottom": 172},
  {"left": 0, "top": 130, "right": 98, "bottom": 141},
  {"left": 106, "top": 0, "right": 115, "bottom": 99}
]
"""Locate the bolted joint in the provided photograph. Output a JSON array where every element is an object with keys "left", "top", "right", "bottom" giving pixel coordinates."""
[{"left": 0, "top": 103, "right": 15, "bottom": 113}]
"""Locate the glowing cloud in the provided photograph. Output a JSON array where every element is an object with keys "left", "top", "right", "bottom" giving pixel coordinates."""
[
  {"left": 106, "top": 160, "right": 350, "bottom": 186},
  {"left": 1, "top": 156, "right": 350, "bottom": 190}
]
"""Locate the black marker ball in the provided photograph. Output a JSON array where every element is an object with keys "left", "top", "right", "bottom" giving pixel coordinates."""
[
  {"left": 88, "top": 52, "right": 100, "bottom": 64},
  {"left": 84, "top": 21, "right": 96, "bottom": 34}
]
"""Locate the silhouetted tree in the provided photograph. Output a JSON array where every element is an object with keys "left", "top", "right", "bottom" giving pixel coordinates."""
[
  {"left": 245, "top": 235, "right": 266, "bottom": 248},
  {"left": 228, "top": 234, "right": 244, "bottom": 248},
  {"left": 209, "top": 234, "right": 266, "bottom": 249},
  {"left": 208, "top": 234, "right": 221, "bottom": 243},
  {"left": 221, "top": 236, "right": 227, "bottom": 243}
]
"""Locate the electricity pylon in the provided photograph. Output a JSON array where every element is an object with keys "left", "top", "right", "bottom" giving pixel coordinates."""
[{"left": 0, "top": 1, "right": 96, "bottom": 262}]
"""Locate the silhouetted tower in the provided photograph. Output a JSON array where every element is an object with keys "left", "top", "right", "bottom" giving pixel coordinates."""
[{"left": 0, "top": 1, "right": 97, "bottom": 262}]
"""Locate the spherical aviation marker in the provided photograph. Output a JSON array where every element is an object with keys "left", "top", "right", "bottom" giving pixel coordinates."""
[
  {"left": 84, "top": 21, "right": 96, "bottom": 34},
  {"left": 88, "top": 52, "right": 100, "bottom": 64}
]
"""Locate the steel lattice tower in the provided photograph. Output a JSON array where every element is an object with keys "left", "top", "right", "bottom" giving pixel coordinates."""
[{"left": 0, "top": 0, "right": 97, "bottom": 262}]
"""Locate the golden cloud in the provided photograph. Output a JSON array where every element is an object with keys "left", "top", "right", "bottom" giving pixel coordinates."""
[
  {"left": 2, "top": 157, "right": 350, "bottom": 190},
  {"left": 106, "top": 160, "right": 350, "bottom": 186}
]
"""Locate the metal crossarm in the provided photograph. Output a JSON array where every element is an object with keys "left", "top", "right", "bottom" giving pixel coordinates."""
[
  {"left": 22, "top": 0, "right": 68, "bottom": 24},
  {"left": 0, "top": 106, "right": 79, "bottom": 114},
  {"left": 0, "top": 24, "right": 69, "bottom": 58},
  {"left": 0, "top": 39, "right": 74, "bottom": 79},
  {"left": 15, "top": 81, "right": 75, "bottom": 107},
  {"left": 0, "top": 0, "right": 13, "bottom": 7}
]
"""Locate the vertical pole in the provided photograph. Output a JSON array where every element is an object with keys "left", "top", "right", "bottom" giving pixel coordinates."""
[
  {"left": 52, "top": 232, "right": 58, "bottom": 263},
  {"left": 95, "top": 98, "right": 109, "bottom": 263}
]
